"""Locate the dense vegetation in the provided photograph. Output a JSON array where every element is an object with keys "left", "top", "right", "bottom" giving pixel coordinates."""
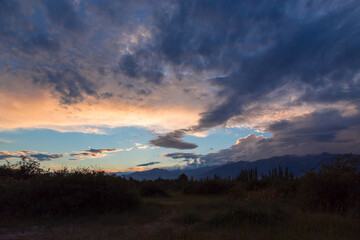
[
  {"left": 0, "top": 158, "right": 141, "bottom": 217},
  {"left": 0, "top": 154, "right": 359, "bottom": 239}
]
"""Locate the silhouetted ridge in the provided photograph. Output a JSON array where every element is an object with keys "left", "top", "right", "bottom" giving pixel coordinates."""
[{"left": 123, "top": 153, "right": 344, "bottom": 180}]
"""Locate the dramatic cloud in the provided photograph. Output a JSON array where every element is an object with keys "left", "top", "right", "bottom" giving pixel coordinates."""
[
  {"left": 199, "top": 109, "right": 360, "bottom": 164},
  {"left": 146, "top": 0, "right": 360, "bottom": 149},
  {"left": 136, "top": 161, "right": 160, "bottom": 167},
  {"left": 33, "top": 69, "right": 98, "bottom": 105},
  {"left": 119, "top": 53, "right": 164, "bottom": 85},
  {"left": 43, "top": 0, "right": 86, "bottom": 33},
  {"left": 1, "top": 0, "right": 360, "bottom": 163},
  {"left": 69, "top": 148, "right": 123, "bottom": 159},
  {"left": 0, "top": 0, "right": 209, "bottom": 133},
  {"left": 150, "top": 130, "right": 198, "bottom": 149}
]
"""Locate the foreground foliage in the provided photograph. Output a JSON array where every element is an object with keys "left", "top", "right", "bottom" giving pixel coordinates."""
[
  {"left": 0, "top": 154, "right": 359, "bottom": 239},
  {"left": 0, "top": 160, "right": 141, "bottom": 217}
]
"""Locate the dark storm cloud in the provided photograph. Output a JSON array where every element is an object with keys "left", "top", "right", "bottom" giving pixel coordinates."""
[
  {"left": 145, "top": 0, "right": 360, "bottom": 147},
  {"left": 2, "top": 0, "right": 360, "bottom": 157},
  {"left": 200, "top": 110, "right": 360, "bottom": 164},
  {"left": 136, "top": 161, "right": 160, "bottom": 167},
  {"left": 190, "top": 1, "right": 360, "bottom": 130},
  {"left": 87, "top": 0, "right": 127, "bottom": 25},
  {"left": 0, "top": 0, "right": 19, "bottom": 37},
  {"left": 42, "top": 0, "right": 86, "bottom": 32},
  {"left": 119, "top": 52, "right": 164, "bottom": 85},
  {"left": 22, "top": 33, "right": 60, "bottom": 53},
  {"left": 266, "top": 110, "right": 358, "bottom": 144},
  {"left": 33, "top": 69, "right": 98, "bottom": 104},
  {"left": 86, "top": 0, "right": 149, "bottom": 26},
  {"left": 0, "top": 0, "right": 18, "bottom": 17},
  {"left": 149, "top": 130, "right": 198, "bottom": 149},
  {"left": 0, "top": 1, "right": 62, "bottom": 60}
]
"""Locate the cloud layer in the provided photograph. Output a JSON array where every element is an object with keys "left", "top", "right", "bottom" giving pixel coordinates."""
[
  {"left": 0, "top": 148, "right": 122, "bottom": 162},
  {"left": 1, "top": 0, "right": 360, "bottom": 161}
]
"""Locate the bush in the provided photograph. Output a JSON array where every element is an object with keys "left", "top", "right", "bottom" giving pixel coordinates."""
[
  {"left": 299, "top": 154, "right": 360, "bottom": 213},
  {"left": 300, "top": 174, "right": 360, "bottom": 213},
  {"left": 0, "top": 168, "right": 141, "bottom": 217},
  {"left": 0, "top": 158, "right": 45, "bottom": 179}
]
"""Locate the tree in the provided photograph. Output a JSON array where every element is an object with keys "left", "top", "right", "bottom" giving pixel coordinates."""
[{"left": 178, "top": 173, "right": 188, "bottom": 181}]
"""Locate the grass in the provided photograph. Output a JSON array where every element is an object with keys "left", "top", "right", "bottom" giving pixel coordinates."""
[
  {"left": 2, "top": 191, "right": 358, "bottom": 240},
  {"left": 0, "top": 155, "right": 359, "bottom": 239}
]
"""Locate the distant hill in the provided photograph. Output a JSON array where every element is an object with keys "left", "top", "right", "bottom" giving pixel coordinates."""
[{"left": 117, "top": 153, "right": 342, "bottom": 180}]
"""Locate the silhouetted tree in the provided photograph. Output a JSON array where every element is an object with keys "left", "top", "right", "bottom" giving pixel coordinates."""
[{"left": 178, "top": 173, "right": 188, "bottom": 181}]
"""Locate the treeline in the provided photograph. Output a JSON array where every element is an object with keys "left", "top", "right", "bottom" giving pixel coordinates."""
[
  {"left": 131, "top": 154, "right": 360, "bottom": 215},
  {"left": 0, "top": 154, "right": 359, "bottom": 218}
]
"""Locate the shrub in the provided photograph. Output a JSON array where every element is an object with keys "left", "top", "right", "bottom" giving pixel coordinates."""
[
  {"left": 300, "top": 174, "right": 360, "bottom": 213},
  {"left": 299, "top": 154, "right": 360, "bottom": 213},
  {"left": 0, "top": 158, "right": 45, "bottom": 179},
  {"left": 0, "top": 168, "right": 141, "bottom": 217}
]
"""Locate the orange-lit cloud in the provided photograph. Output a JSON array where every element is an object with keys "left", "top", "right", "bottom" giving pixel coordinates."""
[
  {"left": 0, "top": 150, "right": 64, "bottom": 161},
  {"left": 0, "top": 84, "right": 204, "bottom": 133},
  {"left": 69, "top": 148, "right": 123, "bottom": 159}
]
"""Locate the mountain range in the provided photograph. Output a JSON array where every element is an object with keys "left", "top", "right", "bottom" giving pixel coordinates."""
[{"left": 117, "top": 152, "right": 343, "bottom": 180}]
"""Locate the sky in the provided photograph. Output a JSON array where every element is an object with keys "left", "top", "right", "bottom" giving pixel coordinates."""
[{"left": 0, "top": 0, "right": 360, "bottom": 172}]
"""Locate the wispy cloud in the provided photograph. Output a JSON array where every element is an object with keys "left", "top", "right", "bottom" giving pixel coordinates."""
[
  {"left": 68, "top": 158, "right": 85, "bottom": 161},
  {"left": 162, "top": 152, "right": 200, "bottom": 160},
  {"left": 0, "top": 151, "right": 64, "bottom": 161},
  {"left": 136, "top": 161, "right": 160, "bottom": 167},
  {"left": 69, "top": 148, "right": 123, "bottom": 159},
  {"left": 0, "top": 151, "right": 22, "bottom": 160},
  {"left": 135, "top": 143, "right": 154, "bottom": 150}
]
